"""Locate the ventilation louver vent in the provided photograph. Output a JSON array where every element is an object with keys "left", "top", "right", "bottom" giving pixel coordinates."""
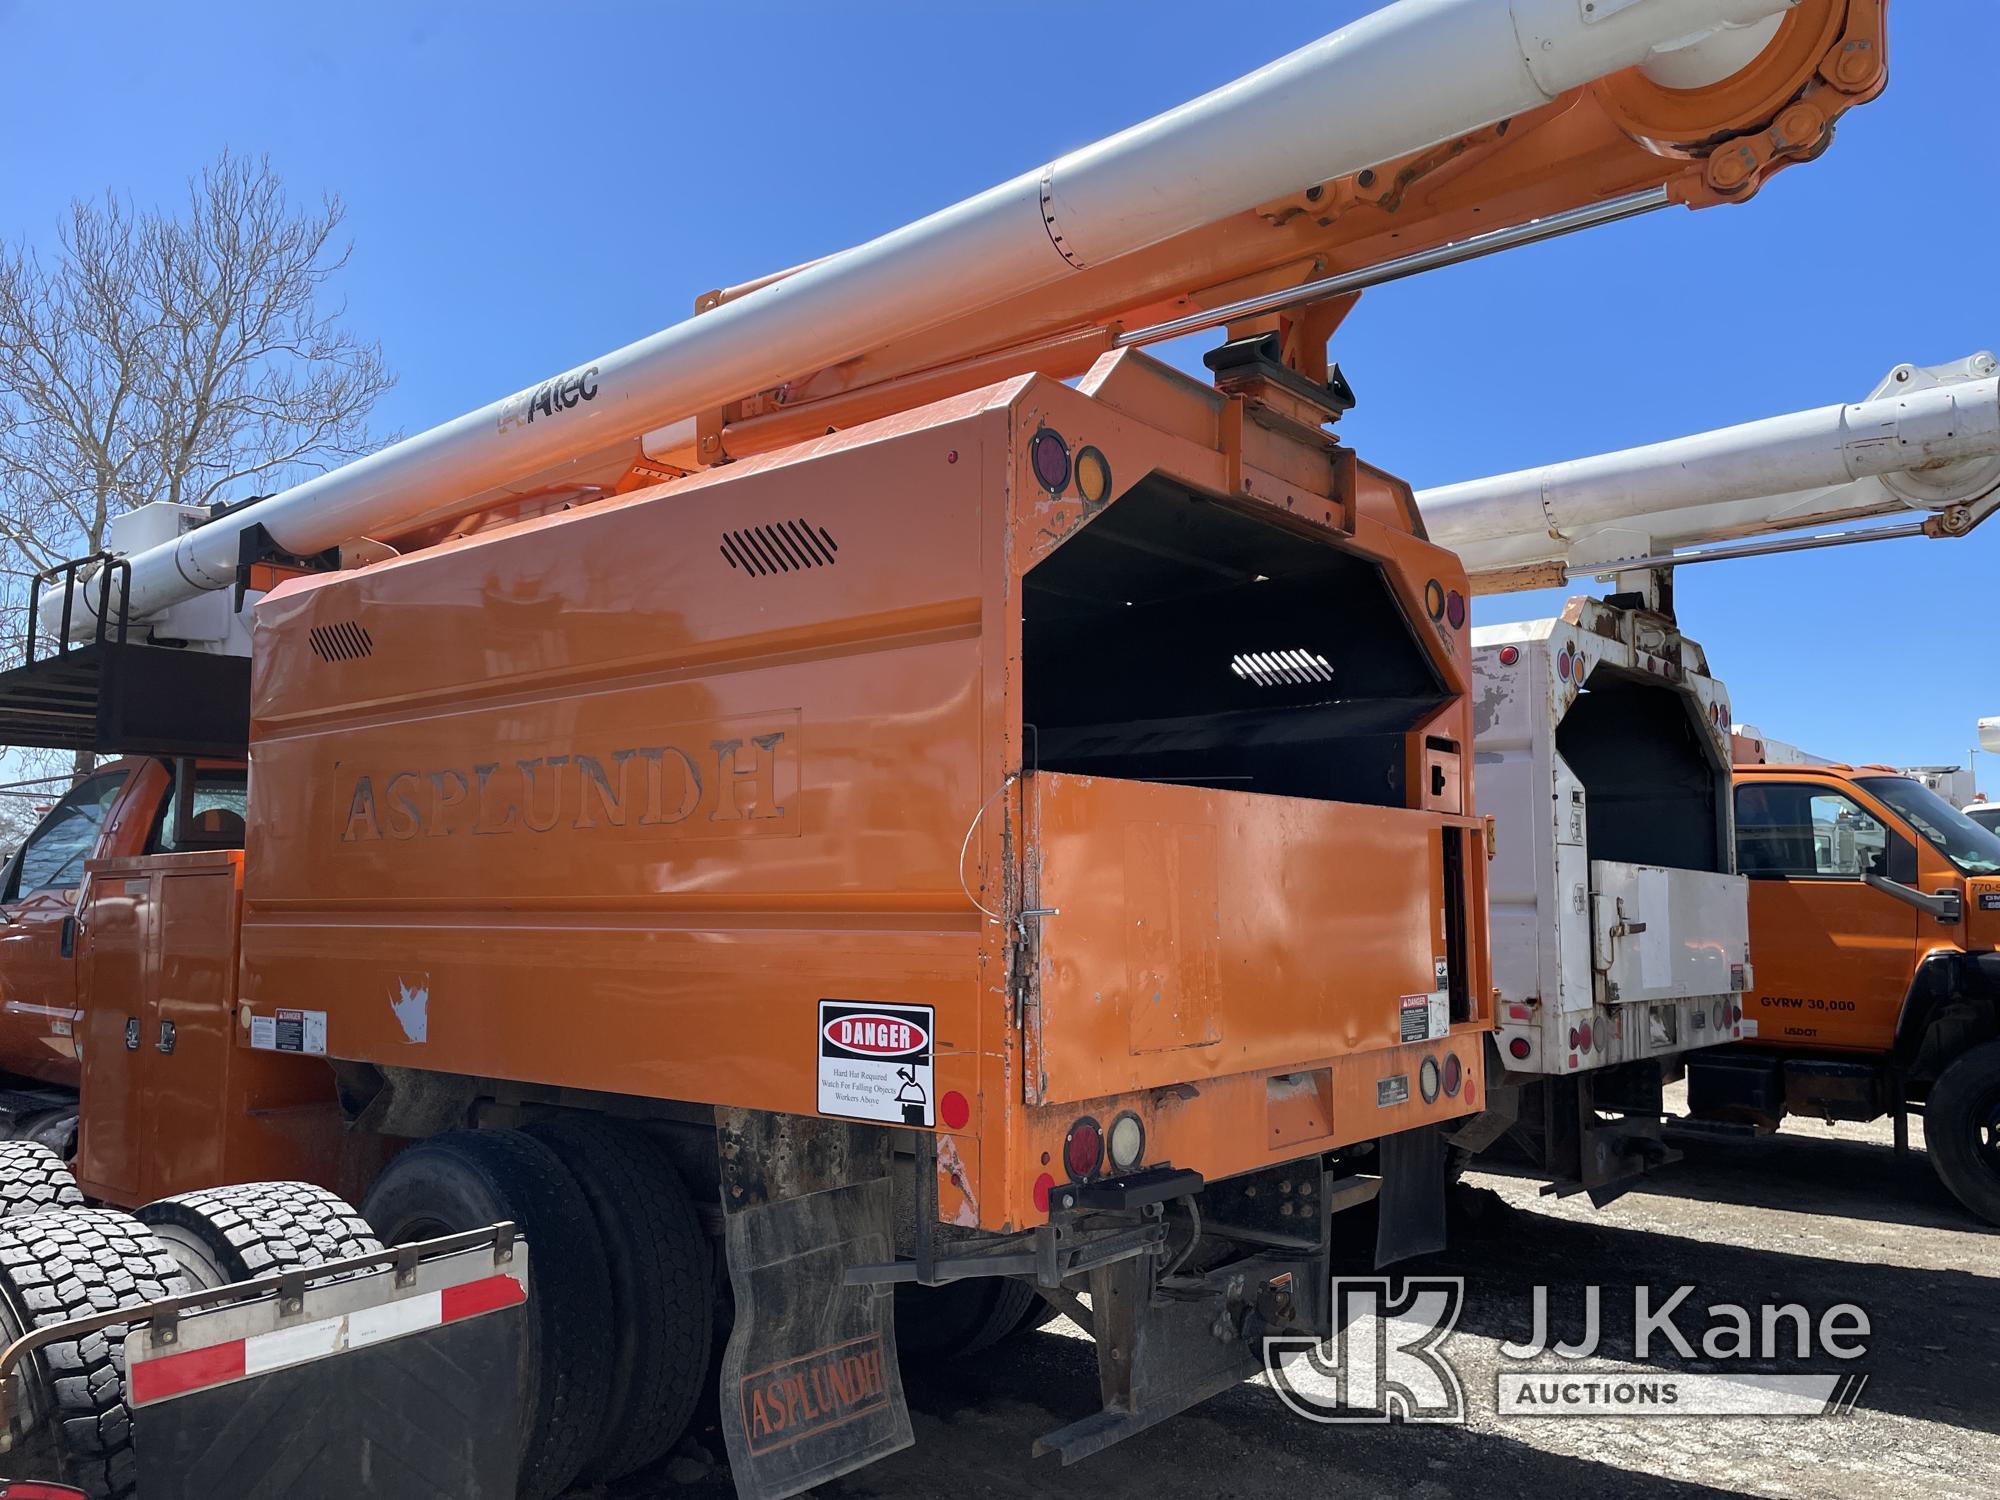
[
  {"left": 1230, "top": 649, "right": 1334, "bottom": 687},
  {"left": 721, "top": 520, "right": 838, "bottom": 577},
  {"left": 309, "top": 622, "right": 374, "bottom": 663}
]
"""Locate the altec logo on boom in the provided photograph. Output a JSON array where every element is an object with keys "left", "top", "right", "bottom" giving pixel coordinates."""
[{"left": 495, "top": 363, "right": 600, "bottom": 434}]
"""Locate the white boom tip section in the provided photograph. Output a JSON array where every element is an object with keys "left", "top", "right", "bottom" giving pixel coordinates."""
[
  {"left": 1419, "top": 353, "right": 2000, "bottom": 589},
  {"left": 64, "top": 0, "right": 1797, "bottom": 643}
]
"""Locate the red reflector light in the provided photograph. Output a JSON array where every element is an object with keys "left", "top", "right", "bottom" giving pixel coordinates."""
[
  {"left": 1445, "top": 590, "right": 1466, "bottom": 630},
  {"left": 1, "top": 1486, "right": 90, "bottom": 1499},
  {"left": 1507, "top": 1037, "right": 1531, "bottom": 1061},
  {"left": 1556, "top": 649, "right": 1571, "bottom": 681},
  {"left": 1568, "top": 1026, "right": 1579, "bottom": 1048},
  {"left": 1578, "top": 1022, "right": 1593, "bottom": 1052},
  {"left": 1030, "top": 428, "right": 1071, "bottom": 494},
  {"left": 1442, "top": 1053, "right": 1463, "bottom": 1096},
  {"left": 1064, "top": 1117, "right": 1103, "bottom": 1180},
  {"left": 1498, "top": 645, "right": 1520, "bottom": 666},
  {"left": 941, "top": 1090, "right": 971, "bottom": 1130},
  {"left": 1032, "top": 1172, "right": 1054, "bottom": 1213}
]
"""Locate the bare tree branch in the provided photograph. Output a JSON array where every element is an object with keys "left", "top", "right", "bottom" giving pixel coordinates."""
[{"left": 0, "top": 150, "right": 396, "bottom": 770}]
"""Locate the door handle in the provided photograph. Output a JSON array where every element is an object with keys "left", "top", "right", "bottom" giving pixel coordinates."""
[
  {"left": 157, "top": 1019, "right": 176, "bottom": 1055},
  {"left": 1862, "top": 874, "right": 1962, "bottom": 924},
  {"left": 124, "top": 1017, "right": 140, "bottom": 1050},
  {"left": 59, "top": 916, "right": 75, "bottom": 959}
]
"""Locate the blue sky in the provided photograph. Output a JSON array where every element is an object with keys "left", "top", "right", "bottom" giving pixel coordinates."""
[{"left": 2, "top": 2, "right": 1995, "bottom": 788}]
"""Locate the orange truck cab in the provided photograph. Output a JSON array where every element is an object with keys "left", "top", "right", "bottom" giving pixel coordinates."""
[
  {"left": 0, "top": 759, "right": 243, "bottom": 1111},
  {"left": 1686, "top": 758, "right": 2000, "bottom": 1222}
]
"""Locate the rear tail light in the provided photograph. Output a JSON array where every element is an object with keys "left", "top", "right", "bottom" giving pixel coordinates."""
[
  {"left": 1507, "top": 1037, "right": 1531, "bottom": 1061},
  {"left": 1445, "top": 590, "right": 1466, "bottom": 630},
  {"left": 1030, "top": 428, "right": 1071, "bottom": 494},
  {"left": 1064, "top": 1116, "right": 1103, "bottom": 1180},
  {"left": 1498, "top": 645, "right": 1520, "bottom": 666},
  {"left": 1107, "top": 1111, "right": 1145, "bottom": 1173},
  {"left": 1424, "top": 579, "right": 1446, "bottom": 621},
  {"left": 1578, "top": 1021, "right": 1593, "bottom": 1052},
  {"left": 0, "top": 1485, "right": 90, "bottom": 1499},
  {"left": 1442, "top": 1053, "right": 1463, "bottom": 1096},
  {"left": 1419, "top": 1056, "right": 1441, "bottom": 1103},
  {"left": 1075, "top": 445, "right": 1112, "bottom": 504}
]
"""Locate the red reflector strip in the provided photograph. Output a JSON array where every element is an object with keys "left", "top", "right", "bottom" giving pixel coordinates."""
[
  {"left": 1, "top": 1483, "right": 92, "bottom": 1499},
  {"left": 441, "top": 1271, "right": 528, "bottom": 1322},
  {"left": 127, "top": 1272, "right": 525, "bottom": 1406},
  {"left": 127, "top": 1340, "right": 246, "bottom": 1407}
]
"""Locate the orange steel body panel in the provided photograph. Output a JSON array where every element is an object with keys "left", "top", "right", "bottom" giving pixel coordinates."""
[
  {"left": 1735, "top": 764, "right": 2000, "bottom": 1056},
  {"left": 0, "top": 757, "right": 167, "bottom": 1090},
  {"left": 73, "top": 850, "right": 387, "bottom": 1208},
  {"left": 242, "top": 352, "right": 1489, "bottom": 1232}
]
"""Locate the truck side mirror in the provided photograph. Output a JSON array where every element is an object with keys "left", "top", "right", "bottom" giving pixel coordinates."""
[{"left": 1862, "top": 874, "right": 1962, "bottom": 925}]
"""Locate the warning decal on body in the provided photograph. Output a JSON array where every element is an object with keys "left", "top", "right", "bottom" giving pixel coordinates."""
[
  {"left": 1398, "top": 991, "right": 1448, "bottom": 1044},
  {"left": 248, "top": 1008, "right": 327, "bottom": 1056},
  {"left": 817, "top": 1001, "right": 934, "bottom": 1128}
]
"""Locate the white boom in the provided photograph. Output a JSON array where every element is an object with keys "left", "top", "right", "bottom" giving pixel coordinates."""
[
  {"left": 55, "top": 0, "right": 1795, "bottom": 641},
  {"left": 1420, "top": 352, "right": 2000, "bottom": 591}
]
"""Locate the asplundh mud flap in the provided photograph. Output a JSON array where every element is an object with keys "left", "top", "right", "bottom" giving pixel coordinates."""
[{"left": 717, "top": 1107, "right": 913, "bottom": 1500}]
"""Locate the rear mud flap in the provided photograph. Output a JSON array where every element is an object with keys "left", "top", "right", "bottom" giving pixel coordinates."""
[
  {"left": 717, "top": 1108, "right": 912, "bottom": 1500},
  {"left": 129, "top": 1310, "right": 521, "bottom": 1497},
  {"left": 1375, "top": 1122, "right": 1448, "bottom": 1266}
]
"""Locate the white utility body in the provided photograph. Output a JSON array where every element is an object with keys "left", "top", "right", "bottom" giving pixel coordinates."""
[{"left": 1474, "top": 600, "right": 1750, "bottom": 1081}]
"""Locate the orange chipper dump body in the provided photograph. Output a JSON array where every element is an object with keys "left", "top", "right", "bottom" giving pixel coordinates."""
[{"left": 243, "top": 350, "right": 1489, "bottom": 1239}]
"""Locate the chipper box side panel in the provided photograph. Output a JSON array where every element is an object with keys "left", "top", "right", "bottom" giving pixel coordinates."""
[
  {"left": 239, "top": 354, "right": 1490, "bottom": 1238},
  {"left": 1472, "top": 601, "right": 1750, "bottom": 1078}
]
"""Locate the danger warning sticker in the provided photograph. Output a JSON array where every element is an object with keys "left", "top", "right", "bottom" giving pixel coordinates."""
[
  {"left": 248, "top": 1008, "right": 327, "bottom": 1056},
  {"left": 817, "top": 1000, "right": 934, "bottom": 1128},
  {"left": 1399, "top": 991, "right": 1448, "bottom": 1044}
]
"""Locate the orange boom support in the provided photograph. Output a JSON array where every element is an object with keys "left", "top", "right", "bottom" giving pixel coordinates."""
[{"left": 244, "top": 350, "right": 1490, "bottom": 1237}]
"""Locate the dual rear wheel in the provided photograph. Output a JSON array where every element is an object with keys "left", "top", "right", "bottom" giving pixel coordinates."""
[
  {"left": 0, "top": 1166, "right": 376, "bottom": 1500},
  {"left": 360, "top": 1119, "right": 713, "bottom": 1499}
]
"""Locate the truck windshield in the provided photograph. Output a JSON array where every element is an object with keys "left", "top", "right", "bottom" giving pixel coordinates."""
[{"left": 1856, "top": 775, "right": 2000, "bottom": 876}]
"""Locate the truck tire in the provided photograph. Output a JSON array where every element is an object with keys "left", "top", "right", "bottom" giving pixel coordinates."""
[
  {"left": 361, "top": 1128, "right": 613, "bottom": 1500},
  {"left": 0, "top": 1140, "right": 84, "bottom": 1217},
  {"left": 137, "top": 1181, "right": 383, "bottom": 1291},
  {"left": 16, "top": 1107, "right": 79, "bottom": 1160},
  {"left": 521, "top": 1114, "right": 711, "bottom": 1483},
  {"left": 1011, "top": 1288, "right": 1063, "bottom": 1336},
  {"left": 1924, "top": 1038, "right": 2000, "bottom": 1226},
  {"left": 0, "top": 1208, "right": 187, "bottom": 1500},
  {"left": 895, "top": 1276, "right": 1040, "bottom": 1361}
]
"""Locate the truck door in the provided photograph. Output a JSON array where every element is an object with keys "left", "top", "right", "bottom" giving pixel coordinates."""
[
  {"left": 0, "top": 767, "right": 132, "bottom": 1089},
  {"left": 1735, "top": 779, "right": 1918, "bottom": 1053}
]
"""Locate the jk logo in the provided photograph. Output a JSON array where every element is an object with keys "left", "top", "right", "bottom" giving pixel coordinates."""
[{"left": 1265, "top": 1276, "right": 1466, "bottom": 1424}]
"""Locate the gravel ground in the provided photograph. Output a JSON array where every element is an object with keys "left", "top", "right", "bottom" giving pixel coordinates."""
[{"left": 611, "top": 1099, "right": 1999, "bottom": 1500}]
